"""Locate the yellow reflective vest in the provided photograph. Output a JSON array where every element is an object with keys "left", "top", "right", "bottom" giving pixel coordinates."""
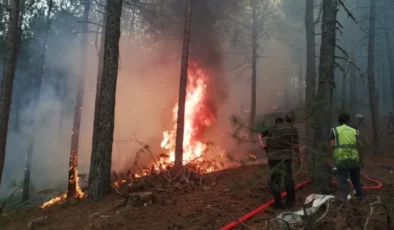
[{"left": 332, "top": 125, "right": 359, "bottom": 162}]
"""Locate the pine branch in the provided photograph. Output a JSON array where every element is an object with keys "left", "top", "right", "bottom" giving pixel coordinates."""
[{"left": 338, "top": 0, "right": 357, "bottom": 23}]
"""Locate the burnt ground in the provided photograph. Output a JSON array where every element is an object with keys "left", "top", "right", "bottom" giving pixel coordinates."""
[{"left": 2, "top": 133, "right": 394, "bottom": 229}]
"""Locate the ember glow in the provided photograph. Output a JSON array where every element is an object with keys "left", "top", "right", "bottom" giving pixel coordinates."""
[{"left": 160, "top": 62, "right": 218, "bottom": 172}]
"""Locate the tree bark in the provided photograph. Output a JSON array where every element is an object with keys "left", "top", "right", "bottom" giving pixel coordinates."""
[
  {"left": 305, "top": 0, "right": 316, "bottom": 99},
  {"left": 304, "top": 0, "right": 316, "bottom": 159},
  {"left": 0, "top": 0, "right": 21, "bottom": 185},
  {"left": 88, "top": 0, "right": 122, "bottom": 202},
  {"left": 350, "top": 34, "right": 357, "bottom": 117},
  {"left": 340, "top": 59, "right": 347, "bottom": 112},
  {"left": 367, "top": 0, "right": 380, "bottom": 154},
  {"left": 67, "top": 0, "right": 91, "bottom": 198},
  {"left": 313, "top": 0, "right": 337, "bottom": 192},
  {"left": 174, "top": 0, "right": 192, "bottom": 169},
  {"left": 22, "top": 0, "right": 53, "bottom": 202},
  {"left": 299, "top": 61, "right": 303, "bottom": 105},
  {"left": 384, "top": 0, "right": 394, "bottom": 113},
  {"left": 249, "top": 0, "right": 257, "bottom": 137},
  {"left": 92, "top": 0, "right": 108, "bottom": 152}
]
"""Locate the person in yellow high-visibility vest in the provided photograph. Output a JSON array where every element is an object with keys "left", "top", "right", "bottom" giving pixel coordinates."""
[{"left": 330, "top": 113, "right": 363, "bottom": 201}]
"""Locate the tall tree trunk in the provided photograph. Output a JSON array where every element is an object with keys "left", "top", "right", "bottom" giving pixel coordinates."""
[
  {"left": 91, "top": 0, "right": 108, "bottom": 148},
  {"left": 22, "top": 0, "right": 53, "bottom": 202},
  {"left": 56, "top": 72, "right": 65, "bottom": 144},
  {"left": 11, "top": 85, "right": 21, "bottom": 132},
  {"left": 367, "top": 0, "right": 380, "bottom": 154},
  {"left": 299, "top": 61, "right": 303, "bottom": 105},
  {"left": 384, "top": 0, "right": 394, "bottom": 112},
  {"left": 340, "top": 60, "right": 347, "bottom": 112},
  {"left": 304, "top": 0, "right": 316, "bottom": 158},
  {"left": 88, "top": 0, "right": 122, "bottom": 202},
  {"left": 350, "top": 35, "right": 357, "bottom": 117},
  {"left": 313, "top": 0, "right": 337, "bottom": 192},
  {"left": 249, "top": 0, "right": 257, "bottom": 136},
  {"left": 67, "top": 0, "right": 91, "bottom": 198},
  {"left": 0, "top": 0, "right": 21, "bottom": 184},
  {"left": 174, "top": 0, "right": 192, "bottom": 169}
]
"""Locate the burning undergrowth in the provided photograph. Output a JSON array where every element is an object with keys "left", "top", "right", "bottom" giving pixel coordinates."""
[
  {"left": 40, "top": 0, "right": 231, "bottom": 209},
  {"left": 111, "top": 62, "right": 228, "bottom": 199},
  {"left": 39, "top": 62, "right": 228, "bottom": 209}
]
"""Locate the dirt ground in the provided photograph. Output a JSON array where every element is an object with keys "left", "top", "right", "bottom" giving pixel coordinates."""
[{"left": 2, "top": 133, "right": 394, "bottom": 229}]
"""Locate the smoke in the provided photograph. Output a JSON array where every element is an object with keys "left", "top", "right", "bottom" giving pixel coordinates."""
[{"left": 0, "top": 0, "right": 303, "bottom": 197}]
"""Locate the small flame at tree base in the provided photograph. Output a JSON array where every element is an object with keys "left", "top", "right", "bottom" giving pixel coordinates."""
[{"left": 40, "top": 167, "right": 86, "bottom": 209}]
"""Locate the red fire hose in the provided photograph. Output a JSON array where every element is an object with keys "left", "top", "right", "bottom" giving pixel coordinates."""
[{"left": 220, "top": 173, "right": 382, "bottom": 230}]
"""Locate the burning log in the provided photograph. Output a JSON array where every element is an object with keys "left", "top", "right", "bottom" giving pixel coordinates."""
[{"left": 127, "top": 192, "right": 155, "bottom": 207}]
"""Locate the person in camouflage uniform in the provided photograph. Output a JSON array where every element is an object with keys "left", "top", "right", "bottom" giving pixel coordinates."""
[{"left": 265, "top": 113, "right": 299, "bottom": 208}]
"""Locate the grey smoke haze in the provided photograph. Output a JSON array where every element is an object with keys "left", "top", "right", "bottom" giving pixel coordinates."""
[{"left": 0, "top": 0, "right": 302, "bottom": 197}]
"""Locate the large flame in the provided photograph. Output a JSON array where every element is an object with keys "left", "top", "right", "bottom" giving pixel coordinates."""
[{"left": 160, "top": 62, "right": 216, "bottom": 170}]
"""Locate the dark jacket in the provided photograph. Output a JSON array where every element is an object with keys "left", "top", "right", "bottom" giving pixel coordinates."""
[{"left": 266, "top": 123, "right": 299, "bottom": 161}]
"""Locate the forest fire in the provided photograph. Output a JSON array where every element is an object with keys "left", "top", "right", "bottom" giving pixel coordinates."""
[
  {"left": 160, "top": 62, "right": 219, "bottom": 172},
  {"left": 40, "top": 168, "right": 85, "bottom": 208},
  {"left": 40, "top": 62, "right": 223, "bottom": 208}
]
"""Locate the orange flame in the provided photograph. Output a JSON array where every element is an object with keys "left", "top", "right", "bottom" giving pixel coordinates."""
[
  {"left": 160, "top": 62, "right": 217, "bottom": 171},
  {"left": 40, "top": 168, "right": 85, "bottom": 208}
]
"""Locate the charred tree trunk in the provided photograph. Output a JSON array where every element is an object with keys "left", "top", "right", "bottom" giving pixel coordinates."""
[
  {"left": 367, "top": 0, "right": 380, "bottom": 154},
  {"left": 22, "top": 0, "right": 53, "bottom": 201},
  {"left": 0, "top": 0, "right": 21, "bottom": 184},
  {"left": 88, "top": 0, "right": 122, "bottom": 202},
  {"left": 67, "top": 0, "right": 91, "bottom": 198},
  {"left": 249, "top": 0, "right": 257, "bottom": 137},
  {"left": 350, "top": 36, "right": 357, "bottom": 117},
  {"left": 304, "top": 0, "right": 316, "bottom": 158},
  {"left": 174, "top": 0, "right": 192, "bottom": 169},
  {"left": 313, "top": 0, "right": 337, "bottom": 192}
]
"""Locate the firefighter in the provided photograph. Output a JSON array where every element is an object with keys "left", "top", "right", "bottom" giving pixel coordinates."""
[
  {"left": 355, "top": 113, "right": 365, "bottom": 128},
  {"left": 330, "top": 113, "right": 363, "bottom": 201},
  {"left": 262, "top": 113, "right": 299, "bottom": 209}
]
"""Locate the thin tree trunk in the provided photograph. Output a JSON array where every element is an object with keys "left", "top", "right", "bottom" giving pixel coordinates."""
[
  {"left": 340, "top": 60, "right": 347, "bottom": 112},
  {"left": 350, "top": 35, "right": 357, "bottom": 117},
  {"left": 11, "top": 85, "right": 21, "bottom": 132},
  {"left": 56, "top": 72, "right": 65, "bottom": 143},
  {"left": 67, "top": 0, "right": 91, "bottom": 198},
  {"left": 313, "top": 0, "right": 337, "bottom": 192},
  {"left": 88, "top": 0, "right": 122, "bottom": 202},
  {"left": 0, "top": 0, "right": 21, "bottom": 184},
  {"left": 249, "top": 0, "right": 257, "bottom": 136},
  {"left": 304, "top": 0, "right": 316, "bottom": 159},
  {"left": 22, "top": 0, "right": 53, "bottom": 201},
  {"left": 174, "top": 0, "right": 192, "bottom": 169},
  {"left": 299, "top": 62, "right": 303, "bottom": 105},
  {"left": 384, "top": 0, "right": 394, "bottom": 113},
  {"left": 305, "top": 0, "right": 316, "bottom": 106},
  {"left": 367, "top": 0, "right": 380, "bottom": 154}
]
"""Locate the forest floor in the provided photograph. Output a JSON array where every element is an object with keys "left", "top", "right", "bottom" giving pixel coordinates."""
[{"left": 2, "top": 131, "right": 394, "bottom": 229}]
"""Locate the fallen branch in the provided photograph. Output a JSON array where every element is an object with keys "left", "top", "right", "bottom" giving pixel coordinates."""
[{"left": 0, "top": 185, "right": 22, "bottom": 213}]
